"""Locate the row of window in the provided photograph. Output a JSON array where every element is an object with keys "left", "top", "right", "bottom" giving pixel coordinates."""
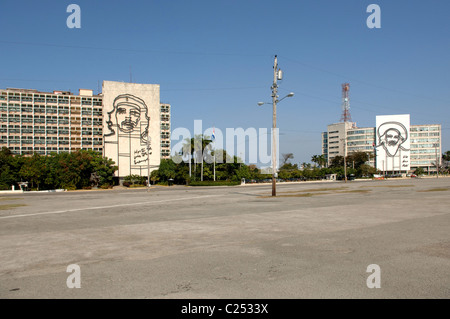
[
  {"left": 1, "top": 95, "right": 102, "bottom": 105},
  {"left": 411, "top": 143, "right": 440, "bottom": 149},
  {"left": 347, "top": 140, "right": 373, "bottom": 146},
  {"left": 0, "top": 119, "right": 102, "bottom": 125},
  {"left": 410, "top": 126, "right": 439, "bottom": 132},
  {"left": 5, "top": 140, "right": 102, "bottom": 145},
  {"left": 410, "top": 132, "right": 440, "bottom": 137},
  {"left": 411, "top": 160, "right": 436, "bottom": 165},
  {"left": 348, "top": 129, "right": 375, "bottom": 135},
  {"left": 410, "top": 155, "right": 440, "bottom": 159},
  {"left": 347, "top": 135, "right": 374, "bottom": 141},
  {"left": 410, "top": 149, "right": 440, "bottom": 154},
  {"left": 1, "top": 135, "right": 103, "bottom": 141},
  {"left": 0, "top": 104, "right": 102, "bottom": 112},
  {"left": 410, "top": 138, "right": 439, "bottom": 143}
]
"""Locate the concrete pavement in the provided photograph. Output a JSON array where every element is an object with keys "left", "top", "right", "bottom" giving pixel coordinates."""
[{"left": 0, "top": 177, "right": 449, "bottom": 298}]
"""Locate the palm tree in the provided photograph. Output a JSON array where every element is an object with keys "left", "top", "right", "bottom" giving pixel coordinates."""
[
  {"left": 311, "top": 154, "right": 327, "bottom": 168},
  {"left": 311, "top": 155, "right": 320, "bottom": 167},
  {"left": 301, "top": 162, "right": 311, "bottom": 170},
  {"left": 181, "top": 134, "right": 213, "bottom": 181},
  {"left": 180, "top": 137, "right": 194, "bottom": 177},
  {"left": 318, "top": 154, "right": 327, "bottom": 168}
]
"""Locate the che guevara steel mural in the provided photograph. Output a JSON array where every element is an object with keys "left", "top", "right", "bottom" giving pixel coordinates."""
[{"left": 102, "top": 81, "right": 160, "bottom": 178}]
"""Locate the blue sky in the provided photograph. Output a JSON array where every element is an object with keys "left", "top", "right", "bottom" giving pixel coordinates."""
[{"left": 1, "top": 0, "right": 449, "bottom": 165}]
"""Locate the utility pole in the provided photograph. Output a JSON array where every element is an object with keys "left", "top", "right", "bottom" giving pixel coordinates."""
[
  {"left": 147, "top": 135, "right": 151, "bottom": 192},
  {"left": 436, "top": 145, "right": 439, "bottom": 178},
  {"left": 271, "top": 55, "right": 278, "bottom": 197},
  {"left": 258, "top": 55, "right": 293, "bottom": 196},
  {"left": 189, "top": 141, "right": 192, "bottom": 178},
  {"left": 342, "top": 137, "right": 347, "bottom": 183}
]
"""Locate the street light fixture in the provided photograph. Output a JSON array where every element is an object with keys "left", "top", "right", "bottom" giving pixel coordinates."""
[
  {"left": 258, "top": 92, "right": 294, "bottom": 106},
  {"left": 258, "top": 55, "right": 294, "bottom": 197},
  {"left": 147, "top": 135, "right": 151, "bottom": 192}
]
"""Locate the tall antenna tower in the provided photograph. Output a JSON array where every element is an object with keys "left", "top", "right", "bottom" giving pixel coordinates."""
[{"left": 340, "top": 83, "right": 352, "bottom": 122}]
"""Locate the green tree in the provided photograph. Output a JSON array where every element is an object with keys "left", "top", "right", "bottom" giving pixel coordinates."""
[
  {"left": 19, "top": 153, "right": 46, "bottom": 190},
  {"left": 414, "top": 167, "right": 425, "bottom": 176},
  {"left": 180, "top": 134, "right": 213, "bottom": 181},
  {"left": 311, "top": 154, "right": 327, "bottom": 168},
  {"left": 281, "top": 153, "right": 294, "bottom": 166},
  {"left": 358, "top": 164, "right": 377, "bottom": 177},
  {"left": 346, "top": 151, "right": 372, "bottom": 170},
  {"left": 158, "top": 159, "right": 176, "bottom": 182},
  {"left": 443, "top": 151, "right": 450, "bottom": 162},
  {"left": 279, "top": 162, "right": 298, "bottom": 180},
  {"left": 329, "top": 156, "right": 344, "bottom": 168},
  {"left": 91, "top": 155, "right": 117, "bottom": 187},
  {"left": 0, "top": 147, "right": 22, "bottom": 190}
]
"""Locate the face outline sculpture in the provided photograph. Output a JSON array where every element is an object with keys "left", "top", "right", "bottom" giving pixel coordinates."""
[
  {"left": 115, "top": 100, "right": 141, "bottom": 133},
  {"left": 105, "top": 94, "right": 150, "bottom": 144},
  {"left": 377, "top": 122, "right": 408, "bottom": 157}
]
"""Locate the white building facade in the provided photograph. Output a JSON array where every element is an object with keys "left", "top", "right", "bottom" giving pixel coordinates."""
[{"left": 322, "top": 114, "right": 442, "bottom": 173}]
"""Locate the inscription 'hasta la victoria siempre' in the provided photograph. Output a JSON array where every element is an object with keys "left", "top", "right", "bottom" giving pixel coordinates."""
[{"left": 134, "top": 147, "right": 151, "bottom": 164}]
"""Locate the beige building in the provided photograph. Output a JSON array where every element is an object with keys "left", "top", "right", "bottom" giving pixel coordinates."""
[
  {"left": 0, "top": 88, "right": 103, "bottom": 155},
  {"left": 322, "top": 121, "right": 356, "bottom": 166},
  {"left": 0, "top": 83, "right": 171, "bottom": 178},
  {"left": 160, "top": 103, "right": 171, "bottom": 159}
]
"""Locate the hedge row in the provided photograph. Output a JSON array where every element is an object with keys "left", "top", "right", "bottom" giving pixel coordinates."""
[{"left": 188, "top": 181, "right": 241, "bottom": 187}]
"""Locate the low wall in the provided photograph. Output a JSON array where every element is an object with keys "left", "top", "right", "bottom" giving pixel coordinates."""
[{"left": 0, "top": 189, "right": 66, "bottom": 194}]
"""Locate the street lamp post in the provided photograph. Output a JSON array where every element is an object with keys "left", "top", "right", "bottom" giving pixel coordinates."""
[
  {"left": 435, "top": 145, "right": 439, "bottom": 178},
  {"left": 258, "top": 55, "right": 294, "bottom": 197},
  {"left": 341, "top": 137, "right": 347, "bottom": 183},
  {"left": 147, "top": 135, "right": 151, "bottom": 192}
]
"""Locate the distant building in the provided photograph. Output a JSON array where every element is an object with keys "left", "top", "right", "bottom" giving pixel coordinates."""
[
  {"left": 160, "top": 103, "right": 171, "bottom": 159},
  {"left": 321, "top": 114, "right": 441, "bottom": 173},
  {"left": 0, "top": 82, "right": 171, "bottom": 179},
  {"left": 0, "top": 88, "right": 104, "bottom": 155}
]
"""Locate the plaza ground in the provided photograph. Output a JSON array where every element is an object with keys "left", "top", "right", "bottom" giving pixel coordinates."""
[{"left": 0, "top": 177, "right": 449, "bottom": 298}]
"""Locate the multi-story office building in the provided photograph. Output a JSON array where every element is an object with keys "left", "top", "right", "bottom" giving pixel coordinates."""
[
  {"left": 0, "top": 88, "right": 103, "bottom": 155},
  {"left": 322, "top": 116, "right": 442, "bottom": 173},
  {"left": 410, "top": 124, "right": 441, "bottom": 171},
  {"left": 323, "top": 121, "right": 356, "bottom": 166},
  {"left": 0, "top": 83, "right": 171, "bottom": 173},
  {"left": 346, "top": 126, "right": 376, "bottom": 167},
  {"left": 160, "top": 103, "right": 171, "bottom": 159}
]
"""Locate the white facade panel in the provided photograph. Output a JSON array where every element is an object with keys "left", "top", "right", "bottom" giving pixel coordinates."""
[
  {"left": 375, "top": 114, "right": 410, "bottom": 172},
  {"left": 102, "top": 81, "right": 161, "bottom": 178}
]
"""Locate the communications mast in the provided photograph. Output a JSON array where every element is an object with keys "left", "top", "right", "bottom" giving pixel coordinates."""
[{"left": 340, "top": 83, "right": 352, "bottom": 123}]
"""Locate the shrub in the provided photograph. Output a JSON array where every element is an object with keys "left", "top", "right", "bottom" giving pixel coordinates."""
[
  {"left": 124, "top": 174, "right": 146, "bottom": 185},
  {"left": 122, "top": 182, "right": 131, "bottom": 187},
  {"left": 189, "top": 181, "right": 241, "bottom": 186}
]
